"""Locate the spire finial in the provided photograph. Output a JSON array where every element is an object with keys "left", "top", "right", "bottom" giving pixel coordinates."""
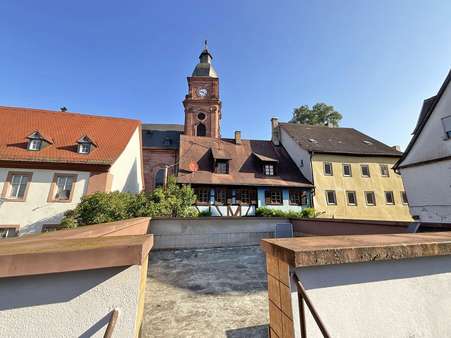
[{"left": 204, "top": 40, "right": 208, "bottom": 50}]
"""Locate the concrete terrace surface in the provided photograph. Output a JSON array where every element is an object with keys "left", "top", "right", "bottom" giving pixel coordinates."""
[{"left": 143, "top": 246, "right": 269, "bottom": 338}]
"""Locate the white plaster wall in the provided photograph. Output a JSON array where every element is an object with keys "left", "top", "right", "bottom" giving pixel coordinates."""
[
  {"left": 0, "top": 265, "right": 142, "bottom": 338},
  {"left": 0, "top": 168, "right": 89, "bottom": 234},
  {"left": 294, "top": 255, "right": 451, "bottom": 338},
  {"left": 109, "top": 127, "right": 143, "bottom": 193},
  {"left": 400, "top": 160, "right": 451, "bottom": 222},
  {"left": 401, "top": 79, "right": 451, "bottom": 167},
  {"left": 280, "top": 127, "right": 313, "bottom": 182}
]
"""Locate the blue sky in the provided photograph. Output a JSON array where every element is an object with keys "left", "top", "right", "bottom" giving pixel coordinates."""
[{"left": 1, "top": 1, "right": 450, "bottom": 149}]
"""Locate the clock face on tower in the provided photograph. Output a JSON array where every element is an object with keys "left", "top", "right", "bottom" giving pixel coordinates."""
[{"left": 197, "top": 87, "right": 208, "bottom": 97}]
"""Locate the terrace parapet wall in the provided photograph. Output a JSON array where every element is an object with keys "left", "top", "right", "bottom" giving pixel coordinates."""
[
  {"left": 0, "top": 217, "right": 152, "bottom": 338},
  {"left": 261, "top": 231, "right": 451, "bottom": 338}
]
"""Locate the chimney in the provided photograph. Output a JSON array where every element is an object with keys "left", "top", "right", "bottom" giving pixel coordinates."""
[
  {"left": 392, "top": 145, "right": 401, "bottom": 151},
  {"left": 271, "top": 117, "right": 280, "bottom": 146},
  {"left": 234, "top": 130, "right": 241, "bottom": 144}
]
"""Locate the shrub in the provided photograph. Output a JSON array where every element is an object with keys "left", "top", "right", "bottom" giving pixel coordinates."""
[
  {"left": 59, "top": 176, "right": 198, "bottom": 228},
  {"left": 255, "top": 207, "right": 318, "bottom": 218},
  {"left": 198, "top": 210, "right": 212, "bottom": 217}
]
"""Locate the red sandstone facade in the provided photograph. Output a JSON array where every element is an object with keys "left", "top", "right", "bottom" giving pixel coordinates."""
[{"left": 142, "top": 148, "right": 177, "bottom": 192}]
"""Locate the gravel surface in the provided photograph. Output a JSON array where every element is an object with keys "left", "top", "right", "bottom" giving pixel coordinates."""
[{"left": 142, "top": 246, "right": 269, "bottom": 338}]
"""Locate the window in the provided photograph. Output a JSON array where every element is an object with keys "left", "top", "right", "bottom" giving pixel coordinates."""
[
  {"left": 380, "top": 164, "right": 390, "bottom": 177},
  {"left": 78, "top": 143, "right": 91, "bottom": 154},
  {"left": 365, "top": 191, "right": 376, "bottom": 206},
  {"left": 325, "top": 190, "right": 337, "bottom": 205},
  {"left": 237, "top": 189, "right": 256, "bottom": 205},
  {"left": 215, "top": 160, "right": 229, "bottom": 174},
  {"left": 195, "top": 187, "right": 210, "bottom": 204},
  {"left": 41, "top": 224, "right": 63, "bottom": 232},
  {"left": 346, "top": 191, "right": 357, "bottom": 206},
  {"left": 361, "top": 164, "right": 370, "bottom": 177},
  {"left": 401, "top": 191, "right": 408, "bottom": 204},
  {"left": 48, "top": 174, "right": 76, "bottom": 202},
  {"left": 324, "top": 162, "right": 333, "bottom": 176},
  {"left": 264, "top": 164, "right": 275, "bottom": 176},
  {"left": 265, "top": 189, "right": 282, "bottom": 205},
  {"left": 163, "top": 137, "right": 173, "bottom": 146},
  {"left": 196, "top": 123, "right": 206, "bottom": 137},
  {"left": 1, "top": 172, "right": 32, "bottom": 201},
  {"left": 289, "top": 190, "right": 308, "bottom": 206},
  {"left": 28, "top": 139, "right": 42, "bottom": 151},
  {"left": 343, "top": 164, "right": 352, "bottom": 177},
  {"left": 197, "top": 112, "right": 206, "bottom": 120},
  {"left": 441, "top": 115, "right": 451, "bottom": 139},
  {"left": 0, "top": 226, "right": 18, "bottom": 238},
  {"left": 385, "top": 191, "right": 395, "bottom": 205},
  {"left": 238, "top": 189, "right": 250, "bottom": 204},
  {"left": 155, "top": 169, "right": 166, "bottom": 188},
  {"left": 215, "top": 188, "right": 228, "bottom": 205}
]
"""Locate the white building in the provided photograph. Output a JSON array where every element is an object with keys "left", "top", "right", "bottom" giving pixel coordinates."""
[
  {"left": 0, "top": 106, "right": 144, "bottom": 235},
  {"left": 395, "top": 69, "right": 451, "bottom": 222}
]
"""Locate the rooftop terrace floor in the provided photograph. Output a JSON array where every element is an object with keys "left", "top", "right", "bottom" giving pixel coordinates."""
[{"left": 143, "top": 246, "right": 269, "bottom": 338}]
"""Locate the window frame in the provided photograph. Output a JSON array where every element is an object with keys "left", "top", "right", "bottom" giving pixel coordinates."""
[
  {"left": 47, "top": 173, "right": 78, "bottom": 203},
  {"left": 194, "top": 187, "right": 211, "bottom": 205},
  {"left": 263, "top": 164, "right": 275, "bottom": 176},
  {"left": 215, "top": 187, "right": 228, "bottom": 205},
  {"left": 154, "top": 168, "right": 166, "bottom": 189},
  {"left": 78, "top": 143, "right": 91, "bottom": 154},
  {"left": 41, "top": 224, "right": 64, "bottom": 233},
  {"left": 1, "top": 171, "right": 33, "bottom": 202},
  {"left": 385, "top": 191, "right": 395, "bottom": 205},
  {"left": 325, "top": 190, "right": 337, "bottom": 205},
  {"left": 380, "top": 164, "right": 390, "bottom": 177},
  {"left": 265, "top": 188, "right": 283, "bottom": 205},
  {"left": 0, "top": 225, "right": 19, "bottom": 238},
  {"left": 28, "top": 138, "right": 42, "bottom": 151},
  {"left": 365, "top": 191, "right": 376, "bottom": 206},
  {"left": 236, "top": 188, "right": 257, "bottom": 205},
  {"left": 346, "top": 191, "right": 357, "bottom": 206},
  {"left": 289, "top": 189, "right": 308, "bottom": 206},
  {"left": 441, "top": 115, "right": 451, "bottom": 139},
  {"left": 401, "top": 191, "right": 408, "bottom": 205},
  {"left": 343, "top": 163, "right": 352, "bottom": 177},
  {"left": 215, "top": 160, "right": 229, "bottom": 174},
  {"left": 361, "top": 164, "right": 371, "bottom": 177},
  {"left": 324, "top": 162, "right": 333, "bottom": 176}
]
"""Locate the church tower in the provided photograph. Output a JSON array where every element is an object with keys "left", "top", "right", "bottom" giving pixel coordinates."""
[{"left": 183, "top": 41, "right": 221, "bottom": 138}]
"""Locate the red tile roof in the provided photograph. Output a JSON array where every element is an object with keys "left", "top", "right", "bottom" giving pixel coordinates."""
[
  {"left": 0, "top": 106, "right": 140, "bottom": 166},
  {"left": 177, "top": 135, "right": 312, "bottom": 187}
]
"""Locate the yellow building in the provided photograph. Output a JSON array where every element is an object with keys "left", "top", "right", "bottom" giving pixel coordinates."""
[{"left": 273, "top": 121, "right": 412, "bottom": 221}]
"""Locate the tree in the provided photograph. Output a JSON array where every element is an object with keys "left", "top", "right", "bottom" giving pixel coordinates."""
[{"left": 289, "top": 103, "right": 342, "bottom": 127}]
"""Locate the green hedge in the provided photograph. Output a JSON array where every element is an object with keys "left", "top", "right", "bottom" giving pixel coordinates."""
[
  {"left": 60, "top": 176, "right": 197, "bottom": 228},
  {"left": 255, "top": 207, "right": 318, "bottom": 218}
]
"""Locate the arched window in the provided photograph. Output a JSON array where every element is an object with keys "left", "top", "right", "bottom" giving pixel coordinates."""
[
  {"left": 155, "top": 169, "right": 166, "bottom": 188},
  {"left": 196, "top": 123, "right": 206, "bottom": 137}
]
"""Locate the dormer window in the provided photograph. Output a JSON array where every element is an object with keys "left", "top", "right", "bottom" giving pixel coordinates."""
[
  {"left": 253, "top": 152, "right": 279, "bottom": 177},
  {"left": 78, "top": 143, "right": 91, "bottom": 154},
  {"left": 211, "top": 148, "right": 231, "bottom": 174},
  {"left": 28, "top": 139, "right": 42, "bottom": 151},
  {"left": 215, "top": 160, "right": 229, "bottom": 174},
  {"left": 77, "top": 136, "right": 96, "bottom": 154},
  {"left": 264, "top": 164, "right": 275, "bottom": 176},
  {"left": 26, "top": 131, "right": 52, "bottom": 151}
]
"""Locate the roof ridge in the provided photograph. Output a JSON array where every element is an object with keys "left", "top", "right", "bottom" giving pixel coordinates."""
[
  {"left": 280, "top": 122, "right": 354, "bottom": 130},
  {"left": 0, "top": 105, "right": 141, "bottom": 124}
]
